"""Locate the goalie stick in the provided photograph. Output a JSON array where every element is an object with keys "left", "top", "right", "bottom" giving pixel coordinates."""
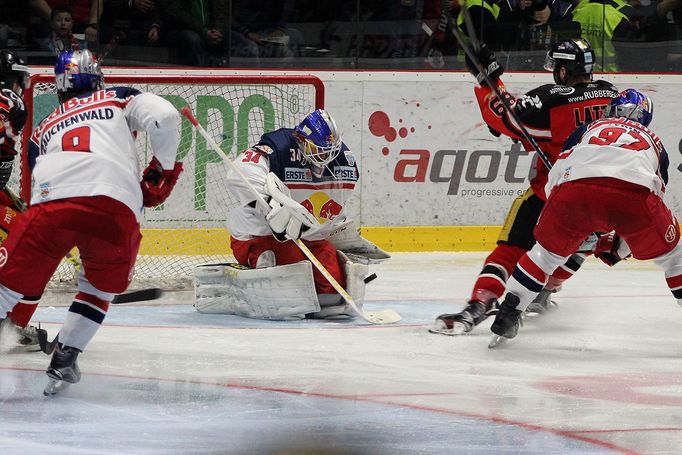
[{"left": 181, "top": 107, "right": 401, "bottom": 325}]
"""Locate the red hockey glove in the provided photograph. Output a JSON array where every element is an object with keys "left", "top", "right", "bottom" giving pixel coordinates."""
[
  {"left": 593, "top": 231, "right": 629, "bottom": 267},
  {"left": 140, "top": 157, "right": 183, "bottom": 208}
]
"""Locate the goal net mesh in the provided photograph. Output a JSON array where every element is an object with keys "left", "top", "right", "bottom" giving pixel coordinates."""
[{"left": 19, "top": 74, "right": 323, "bottom": 291}]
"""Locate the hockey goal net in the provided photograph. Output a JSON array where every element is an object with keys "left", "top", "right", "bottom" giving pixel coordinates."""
[{"left": 19, "top": 73, "right": 324, "bottom": 291}]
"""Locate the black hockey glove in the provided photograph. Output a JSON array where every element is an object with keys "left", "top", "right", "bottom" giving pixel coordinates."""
[
  {"left": 465, "top": 44, "right": 504, "bottom": 86},
  {"left": 0, "top": 154, "right": 14, "bottom": 190},
  {"left": 1, "top": 88, "right": 27, "bottom": 135}
]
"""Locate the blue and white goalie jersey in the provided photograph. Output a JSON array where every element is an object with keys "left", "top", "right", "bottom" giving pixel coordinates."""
[{"left": 226, "top": 128, "right": 359, "bottom": 241}]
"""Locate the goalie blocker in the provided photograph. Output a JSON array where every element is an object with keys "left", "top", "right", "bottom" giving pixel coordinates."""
[{"left": 194, "top": 252, "right": 370, "bottom": 320}]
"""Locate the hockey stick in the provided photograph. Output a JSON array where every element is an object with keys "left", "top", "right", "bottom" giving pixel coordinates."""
[
  {"left": 454, "top": 6, "right": 553, "bottom": 171},
  {"left": 97, "top": 31, "right": 127, "bottom": 65},
  {"left": 1, "top": 188, "right": 162, "bottom": 304},
  {"left": 181, "top": 107, "right": 401, "bottom": 324},
  {"left": 112, "top": 288, "right": 163, "bottom": 304}
]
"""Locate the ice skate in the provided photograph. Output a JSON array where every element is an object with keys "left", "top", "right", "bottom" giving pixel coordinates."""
[
  {"left": 524, "top": 287, "right": 559, "bottom": 317},
  {"left": 0, "top": 318, "right": 48, "bottom": 353},
  {"left": 430, "top": 298, "right": 498, "bottom": 336},
  {"left": 44, "top": 345, "right": 81, "bottom": 396},
  {"left": 489, "top": 294, "right": 523, "bottom": 348}
]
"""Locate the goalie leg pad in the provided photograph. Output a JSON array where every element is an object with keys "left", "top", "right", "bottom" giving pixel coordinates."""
[
  {"left": 305, "top": 252, "right": 370, "bottom": 320},
  {"left": 194, "top": 262, "right": 321, "bottom": 320},
  {"left": 341, "top": 251, "right": 369, "bottom": 308}
]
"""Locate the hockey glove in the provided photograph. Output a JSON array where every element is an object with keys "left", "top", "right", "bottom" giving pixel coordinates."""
[
  {"left": 140, "top": 157, "right": 183, "bottom": 208},
  {"left": 1, "top": 88, "right": 26, "bottom": 136},
  {"left": 593, "top": 231, "right": 630, "bottom": 267},
  {"left": 0, "top": 154, "right": 13, "bottom": 190},
  {"left": 465, "top": 44, "right": 503, "bottom": 86},
  {"left": 264, "top": 172, "right": 319, "bottom": 242}
]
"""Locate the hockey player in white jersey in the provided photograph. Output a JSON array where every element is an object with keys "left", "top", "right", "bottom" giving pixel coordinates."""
[
  {"left": 490, "top": 89, "right": 682, "bottom": 345},
  {"left": 0, "top": 49, "right": 183, "bottom": 393},
  {"left": 194, "top": 109, "right": 389, "bottom": 320}
]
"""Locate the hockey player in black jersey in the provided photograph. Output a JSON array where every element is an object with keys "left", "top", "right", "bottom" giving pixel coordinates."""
[{"left": 431, "top": 38, "right": 622, "bottom": 336}]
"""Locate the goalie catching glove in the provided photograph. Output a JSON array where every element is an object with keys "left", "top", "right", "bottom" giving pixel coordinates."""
[
  {"left": 264, "top": 172, "right": 319, "bottom": 241},
  {"left": 465, "top": 43, "right": 503, "bottom": 86},
  {"left": 140, "top": 157, "right": 183, "bottom": 207}
]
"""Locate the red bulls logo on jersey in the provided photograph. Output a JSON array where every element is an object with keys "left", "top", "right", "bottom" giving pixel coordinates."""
[
  {"left": 302, "top": 192, "right": 343, "bottom": 223},
  {"left": 320, "top": 199, "right": 342, "bottom": 220}
]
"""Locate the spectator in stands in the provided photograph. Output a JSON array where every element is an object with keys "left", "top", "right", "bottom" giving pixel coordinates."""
[
  {"left": 570, "top": 0, "right": 638, "bottom": 71},
  {"left": 160, "top": 0, "right": 230, "bottom": 67},
  {"left": 47, "top": 6, "right": 86, "bottom": 55},
  {"left": 663, "top": 0, "right": 682, "bottom": 70},
  {"left": 231, "top": 0, "right": 303, "bottom": 60},
  {"left": 619, "top": 0, "right": 682, "bottom": 71},
  {"left": 100, "top": 0, "right": 161, "bottom": 49},
  {"left": 29, "top": 0, "right": 103, "bottom": 46},
  {"left": 0, "top": 2, "right": 29, "bottom": 49}
]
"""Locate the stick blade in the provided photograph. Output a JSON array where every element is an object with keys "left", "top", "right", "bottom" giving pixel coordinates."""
[{"left": 112, "top": 288, "right": 163, "bottom": 304}]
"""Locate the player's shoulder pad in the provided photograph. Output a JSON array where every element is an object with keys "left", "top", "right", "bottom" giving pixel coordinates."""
[
  {"left": 591, "top": 79, "right": 618, "bottom": 92},
  {"left": 562, "top": 123, "right": 589, "bottom": 151},
  {"left": 251, "top": 144, "right": 274, "bottom": 155},
  {"left": 109, "top": 86, "right": 142, "bottom": 100},
  {"left": 513, "top": 83, "right": 558, "bottom": 112},
  {"left": 337, "top": 143, "right": 357, "bottom": 167},
  {"left": 258, "top": 127, "right": 296, "bottom": 154}
]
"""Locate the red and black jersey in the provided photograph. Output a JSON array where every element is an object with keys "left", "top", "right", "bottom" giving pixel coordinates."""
[{"left": 474, "top": 78, "right": 619, "bottom": 200}]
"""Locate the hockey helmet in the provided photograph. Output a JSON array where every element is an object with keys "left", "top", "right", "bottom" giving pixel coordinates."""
[
  {"left": 293, "top": 109, "right": 342, "bottom": 168},
  {"left": 0, "top": 49, "right": 29, "bottom": 92},
  {"left": 603, "top": 89, "right": 653, "bottom": 127},
  {"left": 55, "top": 49, "right": 104, "bottom": 95},
  {"left": 544, "top": 38, "right": 595, "bottom": 84}
]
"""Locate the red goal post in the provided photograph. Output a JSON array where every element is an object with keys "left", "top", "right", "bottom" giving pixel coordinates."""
[{"left": 20, "top": 73, "right": 325, "bottom": 290}]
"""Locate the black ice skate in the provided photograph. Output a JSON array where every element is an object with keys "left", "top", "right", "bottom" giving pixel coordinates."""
[
  {"left": 489, "top": 294, "right": 524, "bottom": 348},
  {"left": 44, "top": 345, "right": 81, "bottom": 396},
  {"left": 430, "top": 298, "right": 498, "bottom": 336},
  {"left": 0, "top": 318, "right": 48, "bottom": 353},
  {"left": 524, "top": 287, "right": 559, "bottom": 316}
]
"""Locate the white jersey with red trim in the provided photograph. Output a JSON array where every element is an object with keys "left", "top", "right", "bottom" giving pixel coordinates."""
[
  {"left": 547, "top": 117, "right": 668, "bottom": 197},
  {"left": 226, "top": 127, "right": 359, "bottom": 241},
  {"left": 28, "top": 87, "right": 181, "bottom": 220}
]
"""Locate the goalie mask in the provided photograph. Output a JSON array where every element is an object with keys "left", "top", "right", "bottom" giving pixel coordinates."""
[
  {"left": 544, "top": 38, "right": 594, "bottom": 85},
  {"left": 293, "top": 109, "right": 342, "bottom": 168},
  {"left": 55, "top": 49, "right": 104, "bottom": 99},
  {"left": 603, "top": 89, "right": 653, "bottom": 127},
  {"left": 0, "top": 50, "right": 29, "bottom": 94}
]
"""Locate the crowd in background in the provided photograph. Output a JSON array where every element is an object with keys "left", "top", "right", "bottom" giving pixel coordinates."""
[{"left": 1, "top": 0, "right": 682, "bottom": 71}]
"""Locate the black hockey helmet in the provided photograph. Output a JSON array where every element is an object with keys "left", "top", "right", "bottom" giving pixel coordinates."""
[
  {"left": 0, "top": 49, "right": 29, "bottom": 92},
  {"left": 544, "top": 38, "right": 595, "bottom": 85}
]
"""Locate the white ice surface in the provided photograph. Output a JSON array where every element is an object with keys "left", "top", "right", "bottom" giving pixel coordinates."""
[{"left": 2, "top": 252, "right": 682, "bottom": 454}]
